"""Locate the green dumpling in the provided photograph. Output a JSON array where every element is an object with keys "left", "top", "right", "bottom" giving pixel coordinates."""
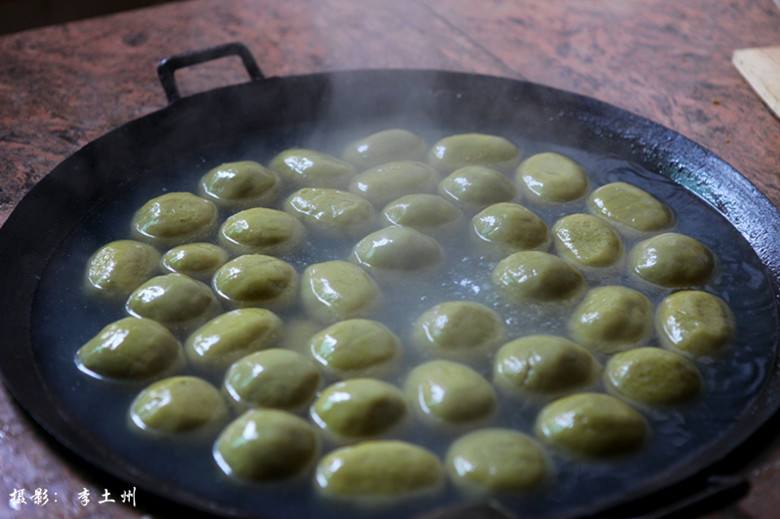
[
  {"left": 535, "top": 392, "right": 647, "bottom": 457},
  {"left": 130, "top": 376, "right": 229, "bottom": 435},
  {"left": 161, "top": 242, "right": 229, "bottom": 280},
  {"left": 446, "top": 429, "right": 550, "bottom": 493},
  {"left": 349, "top": 161, "right": 440, "bottom": 207},
  {"left": 85, "top": 240, "right": 161, "bottom": 301},
  {"left": 568, "top": 286, "right": 653, "bottom": 353},
  {"left": 311, "top": 378, "right": 407, "bottom": 440},
  {"left": 352, "top": 226, "right": 443, "bottom": 277},
  {"left": 284, "top": 188, "right": 376, "bottom": 239},
  {"left": 439, "top": 166, "right": 517, "bottom": 212},
  {"left": 630, "top": 232, "right": 715, "bottom": 288},
  {"left": 199, "top": 160, "right": 281, "bottom": 210},
  {"left": 381, "top": 193, "right": 464, "bottom": 236},
  {"left": 341, "top": 128, "right": 428, "bottom": 170},
  {"left": 656, "top": 290, "right": 734, "bottom": 358},
  {"left": 132, "top": 192, "right": 218, "bottom": 247},
  {"left": 125, "top": 273, "right": 219, "bottom": 331},
  {"left": 412, "top": 301, "right": 506, "bottom": 360},
  {"left": 472, "top": 202, "right": 549, "bottom": 254},
  {"left": 212, "top": 254, "right": 299, "bottom": 310},
  {"left": 269, "top": 148, "right": 357, "bottom": 189},
  {"left": 214, "top": 408, "right": 318, "bottom": 481},
  {"left": 308, "top": 319, "right": 401, "bottom": 379},
  {"left": 405, "top": 360, "right": 496, "bottom": 427},
  {"left": 493, "top": 251, "right": 585, "bottom": 303},
  {"left": 219, "top": 207, "right": 306, "bottom": 256},
  {"left": 185, "top": 308, "right": 284, "bottom": 370},
  {"left": 301, "top": 260, "right": 383, "bottom": 324},
  {"left": 428, "top": 133, "right": 521, "bottom": 173},
  {"left": 76, "top": 317, "right": 182, "bottom": 381},
  {"left": 605, "top": 347, "right": 701, "bottom": 406},
  {"left": 516, "top": 152, "right": 589, "bottom": 203},
  {"left": 223, "top": 349, "right": 321, "bottom": 411},
  {"left": 316, "top": 441, "right": 443, "bottom": 499},
  {"left": 552, "top": 213, "right": 623, "bottom": 268},
  {"left": 588, "top": 182, "right": 674, "bottom": 233},
  {"left": 494, "top": 335, "right": 600, "bottom": 396}
]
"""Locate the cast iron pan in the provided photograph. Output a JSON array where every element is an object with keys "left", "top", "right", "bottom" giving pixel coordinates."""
[{"left": 1, "top": 42, "right": 779, "bottom": 519}]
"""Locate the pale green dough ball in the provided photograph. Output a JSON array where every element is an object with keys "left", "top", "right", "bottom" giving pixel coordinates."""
[
  {"left": 656, "top": 290, "right": 734, "bottom": 357},
  {"left": 412, "top": 301, "right": 506, "bottom": 359},
  {"left": 130, "top": 376, "right": 228, "bottom": 435},
  {"left": 516, "top": 152, "right": 589, "bottom": 203},
  {"left": 161, "top": 242, "right": 229, "bottom": 280},
  {"left": 212, "top": 254, "right": 299, "bottom": 310},
  {"left": 427, "top": 133, "right": 521, "bottom": 173},
  {"left": 214, "top": 409, "right": 318, "bottom": 481},
  {"left": 630, "top": 232, "right": 716, "bottom": 288},
  {"left": 269, "top": 148, "right": 357, "bottom": 189},
  {"left": 352, "top": 226, "right": 443, "bottom": 275},
  {"left": 76, "top": 317, "right": 182, "bottom": 381},
  {"left": 405, "top": 360, "right": 496, "bottom": 427},
  {"left": 535, "top": 392, "right": 647, "bottom": 457},
  {"left": 439, "top": 166, "right": 517, "bottom": 212},
  {"left": 198, "top": 160, "right": 281, "bottom": 210},
  {"left": 301, "top": 260, "right": 383, "bottom": 324},
  {"left": 472, "top": 202, "right": 549, "bottom": 254},
  {"left": 132, "top": 192, "right": 218, "bottom": 247},
  {"left": 85, "top": 240, "right": 161, "bottom": 301},
  {"left": 381, "top": 194, "right": 464, "bottom": 236},
  {"left": 309, "top": 319, "right": 401, "bottom": 378},
  {"left": 219, "top": 207, "right": 306, "bottom": 256},
  {"left": 588, "top": 182, "right": 674, "bottom": 232},
  {"left": 569, "top": 286, "right": 653, "bottom": 353},
  {"left": 446, "top": 429, "right": 549, "bottom": 493},
  {"left": 552, "top": 213, "right": 623, "bottom": 268},
  {"left": 605, "top": 347, "right": 701, "bottom": 406},
  {"left": 284, "top": 188, "right": 376, "bottom": 239},
  {"left": 185, "top": 308, "right": 284, "bottom": 370},
  {"left": 341, "top": 128, "right": 428, "bottom": 170},
  {"left": 311, "top": 378, "right": 407, "bottom": 440},
  {"left": 316, "top": 441, "right": 443, "bottom": 498},
  {"left": 492, "top": 251, "right": 585, "bottom": 303},
  {"left": 494, "top": 335, "right": 600, "bottom": 396},
  {"left": 125, "top": 273, "right": 219, "bottom": 331},
  {"left": 348, "top": 161, "right": 440, "bottom": 207},
  {"left": 223, "top": 349, "right": 321, "bottom": 411}
]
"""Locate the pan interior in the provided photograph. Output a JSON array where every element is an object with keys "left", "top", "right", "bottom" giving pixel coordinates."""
[{"left": 11, "top": 70, "right": 780, "bottom": 519}]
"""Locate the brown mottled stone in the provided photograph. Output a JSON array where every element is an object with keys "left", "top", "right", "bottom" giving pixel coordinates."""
[{"left": 1, "top": 1, "right": 779, "bottom": 518}]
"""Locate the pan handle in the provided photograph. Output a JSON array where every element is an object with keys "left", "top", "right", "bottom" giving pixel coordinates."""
[{"left": 156, "top": 42, "right": 264, "bottom": 103}]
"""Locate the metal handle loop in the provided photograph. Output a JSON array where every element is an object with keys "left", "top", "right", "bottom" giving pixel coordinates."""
[{"left": 156, "top": 42, "right": 264, "bottom": 103}]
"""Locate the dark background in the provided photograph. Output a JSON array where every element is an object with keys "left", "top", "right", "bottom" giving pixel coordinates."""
[{"left": 0, "top": 0, "right": 178, "bottom": 35}]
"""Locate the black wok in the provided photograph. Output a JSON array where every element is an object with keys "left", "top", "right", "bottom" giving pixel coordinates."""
[{"left": 0, "top": 42, "right": 778, "bottom": 519}]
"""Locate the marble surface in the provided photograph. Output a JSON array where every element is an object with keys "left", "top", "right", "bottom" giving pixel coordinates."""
[{"left": 0, "top": 1, "right": 779, "bottom": 518}]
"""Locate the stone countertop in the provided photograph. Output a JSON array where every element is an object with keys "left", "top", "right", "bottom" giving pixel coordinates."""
[{"left": 1, "top": 1, "right": 779, "bottom": 518}]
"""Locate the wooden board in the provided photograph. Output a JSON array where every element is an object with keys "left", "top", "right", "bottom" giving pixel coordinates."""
[{"left": 733, "top": 46, "right": 780, "bottom": 119}]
